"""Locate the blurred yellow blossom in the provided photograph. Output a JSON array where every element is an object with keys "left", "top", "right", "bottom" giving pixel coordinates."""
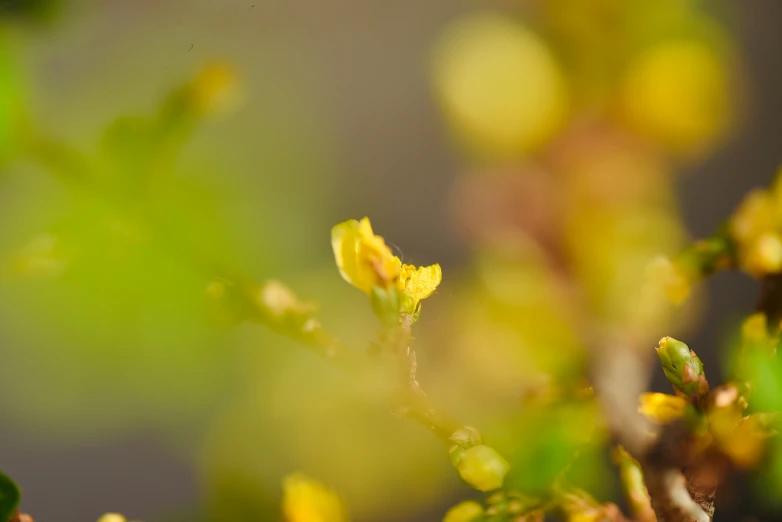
[
  {"left": 638, "top": 392, "right": 688, "bottom": 424},
  {"left": 646, "top": 255, "right": 691, "bottom": 305},
  {"left": 743, "top": 233, "right": 782, "bottom": 276},
  {"left": 730, "top": 190, "right": 775, "bottom": 245},
  {"left": 713, "top": 413, "right": 772, "bottom": 468},
  {"left": 96, "top": 514, "right": 126, "bottom": 522},
  {"left": 188, "top": 61, "right": 241, "bottom": 115},
  {"left": 729, "top": 188, "right": 782, "bottom": 276},
  {"left": 618, "top": 39, "right": 733, "bottom": 157},
  {"left": 443, "top": 500, "right": 483, "bottom": 522},
  {"left": 282, "top": 473, "right": 349, "bottom": 522},
  {"left": 331, "top": 218, "right": 400, "bottom": 294},
  {"left": 432, "top": 11, "right": 567, "bottom": 158}
]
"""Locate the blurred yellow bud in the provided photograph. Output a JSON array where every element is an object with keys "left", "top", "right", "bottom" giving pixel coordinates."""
[
  {"left": 97, "top": 514, "right": 126, "bottom": 522},
  {"left": 259, "top": 280, "right": 312, "bottom": 319},
  {"left": 618, "top": 40, "right": 732, "bottom": 157},
  {"left": 189, "top": 61, "right": 240, "bottom": 115},
  {"left": 282, "top": 473, "right": 349, "bottom": 522},
  {"left": 638, "top": 392, "right": 688, "bottom": 424},
  {"left": 455, "top": 444, "right": 510, "bottom": 492},
  {"left": 443, "top": 500, "right": 483, "bottom": 522},
  {"left": 730, "top": 190, "right": 775, "bottom": 245},
  {"left": 645, "top": 255, "right": 691, "bottom": 305},
  {"left": 742, "top": 313, "right": 768, "bottom": 343},
  {"left": 432, "top": 12, "right": 567, "bottom": 158},
  {"left": 331, "top": 218, "right": 400, "bottom": 294},
  {"left": 397, "top": 262, "right": 442, "bottom": 313},
  {"left": 742, "top": 233, "right": 782, "bottom": 276}
]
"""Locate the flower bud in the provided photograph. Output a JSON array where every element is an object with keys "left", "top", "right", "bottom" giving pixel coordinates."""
[
  {"left": 655, "top": 337, "right": 708, "bottom": 399},
  {"left": 456, "top": 444, "right": 510, "bottom": 491},
  {"left": 443, "top": 501, "right": 484, "bottom": 522},
  {"left": 742, "top": 233, "right": 782, "bottom": 276}
]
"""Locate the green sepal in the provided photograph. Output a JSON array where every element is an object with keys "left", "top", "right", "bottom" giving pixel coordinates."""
[{"left": 370, "top": 285, "right": 402, "bottom": 328}]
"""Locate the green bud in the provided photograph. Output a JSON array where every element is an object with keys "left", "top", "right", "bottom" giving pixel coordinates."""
[
  {"left": 443, "top": 500, "right": 484, "bottom": 522},
  {"left": 456, "top": 445, "right": 510, "bottom": 492},
  {"left": 656, "top": 337, "right": 709, "bottom": 399},
  {"left": 370, "top": 285, "right": 402, "bottom": 328}
]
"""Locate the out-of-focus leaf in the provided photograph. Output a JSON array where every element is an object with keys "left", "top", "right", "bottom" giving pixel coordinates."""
[
  {"left": 0, "top": 470, "right": 20, "bottom": 522},
  {"left": 498, "top": 402, "right": 605, "bottom": 495}
]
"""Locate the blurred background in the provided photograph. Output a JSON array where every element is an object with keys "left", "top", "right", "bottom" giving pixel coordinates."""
[{"left": 0, "top": 0, "right": 781, "bottom": 521}]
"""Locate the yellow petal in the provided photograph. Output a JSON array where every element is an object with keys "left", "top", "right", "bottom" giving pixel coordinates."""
[
  {"left": 638, "top": 392, "right": 688, "bottom": 424},
  {"left": 399, "top": 263, "right": 442, "bottom": 302},
  {"left": 331, "top": 218, "right": 399, "bottom": 294},
  {"left": 332, "top": 219, "right": 362, "bottom": 288}
]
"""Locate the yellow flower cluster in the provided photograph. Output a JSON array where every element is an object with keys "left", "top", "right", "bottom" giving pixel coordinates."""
[
  {"left": 331, "top": 218, "right": 442, "bottom": 314},
  {"left": 730, "top": 179, "right": 782, "bottom": 276},
  {"left": 282, "top": 473, "right": 348, "bottom": 522}
]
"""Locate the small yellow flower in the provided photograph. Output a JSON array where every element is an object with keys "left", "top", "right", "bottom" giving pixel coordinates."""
[
  {"left": 331, "top": 218, "right": 400, "bottom": 294},
  {"left": 638, "top": 392, "right": 688, "bottom": 424},
  {"left": 397, "top": 262, "right": 442, "bottom": 312},
  {"left": 282, "top": 473, "right": 348, "bottom": 522},
  {"left": 443, "top": 500, "right": 484, "bottom": 522}
]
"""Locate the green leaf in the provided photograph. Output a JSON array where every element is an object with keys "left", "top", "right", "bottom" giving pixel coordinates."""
[{"left": 0, "top": 470, "right": 20, "bottom": 522}]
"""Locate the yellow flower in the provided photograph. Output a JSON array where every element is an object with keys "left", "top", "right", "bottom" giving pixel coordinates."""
[
  {"left": 282, "top": 473, "right": 348, "bottom": 522},
  {"left": 638, "top": 392, "right": 688, "bottom": 424},
  {"left": 443, "top": 500, "right": 484, "bottom": 522},
  {"left": 397, "top": 262, "right": 442, "bottom": 312},
  {"left": 331, "top": 218, "right": 400, "bottom": 294}
]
